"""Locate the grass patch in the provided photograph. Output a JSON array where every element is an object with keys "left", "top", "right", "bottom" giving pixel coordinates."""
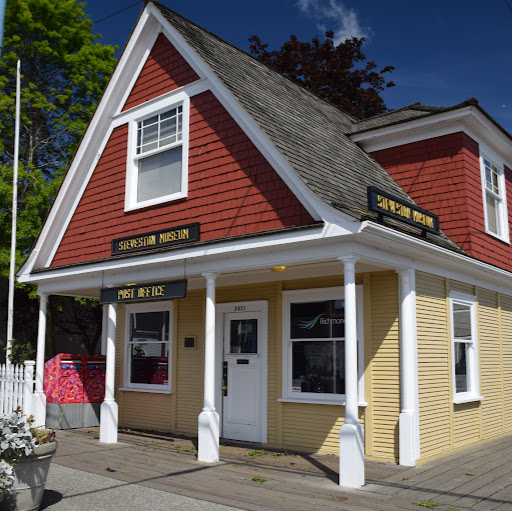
[
  {"left": 245, "top": 449, "right": 269, "bottom": 457},
  {"left": 251, "top": 476, "right": 267, "bottom": 483},
  {"left": 413, "top": 501, "right": 439, "bottom": 509}
]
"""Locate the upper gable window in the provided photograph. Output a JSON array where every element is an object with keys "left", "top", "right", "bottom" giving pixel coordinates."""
[
  {"left": 481, "top": 157, "right": 509, "bottom": 242},
  {"left": 126, "top": 99, "right": 189, "bottom": 211}
]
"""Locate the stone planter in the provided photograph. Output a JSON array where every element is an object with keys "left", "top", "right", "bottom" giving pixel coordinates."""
[{"left": 0, "top": 442, "right": 57, "bottom": 511}]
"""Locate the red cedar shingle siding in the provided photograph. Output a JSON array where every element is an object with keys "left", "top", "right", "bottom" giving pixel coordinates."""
[
  {"left": 51, "top": 91, "right": 314, "bottom": 267},
  {"left": 372, "top": 132, "right": 512, "bottom": 272},
  {"left": 122, "top": 33, "right": 200, "bottom": 111}
]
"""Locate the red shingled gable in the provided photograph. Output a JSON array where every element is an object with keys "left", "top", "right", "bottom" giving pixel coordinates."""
[
  {"left": 51, "top": 90, "right": 315, "bottom": 267},
  {"left": 122, "top": 33, "right": 200, "bottom": 111},
  {"left": 372, "top": 132, "right": 512, "bottom": 272}
]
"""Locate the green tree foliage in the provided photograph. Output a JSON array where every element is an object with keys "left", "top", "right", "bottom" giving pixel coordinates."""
[
  {"left": 0, "top": 0, "right": 117, "bottom": 354},
  {"left": 249, "top": 32, "right": 395, "bottom": 119},
  {"left": 0, "top": 0, "right": 117, "bottom": 274}
]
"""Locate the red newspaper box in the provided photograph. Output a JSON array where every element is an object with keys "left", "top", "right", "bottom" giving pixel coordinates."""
[{"left": 44, "top": 353, "right": 106, "bottom": 428}]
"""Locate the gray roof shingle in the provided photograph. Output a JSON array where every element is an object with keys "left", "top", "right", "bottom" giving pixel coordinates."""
[{"left": 152, "top": 1, "right": 463, "bottom": 253}]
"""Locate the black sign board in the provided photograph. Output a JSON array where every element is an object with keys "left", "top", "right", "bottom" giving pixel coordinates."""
[
  {"left": 100, "top": 280, "right": 187, "bottom": 304},
  {"left": 112, "top": 223, "right": 200, "bottom": 256},
  {"left": 367, "top": 187, "right": 440, "bottom": 235}
]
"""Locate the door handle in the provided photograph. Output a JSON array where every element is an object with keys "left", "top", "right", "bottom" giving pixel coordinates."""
[{"left": 223, "top": 361, "right": 228, "bottom": 396}]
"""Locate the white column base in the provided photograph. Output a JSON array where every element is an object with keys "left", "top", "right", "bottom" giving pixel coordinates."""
[
  {"left": 32, "top": 391, "right": 46, "bottom": 428},
  {"left": 197, "top": 410, "right": 219, "bottom": 462},
  {"left": 339, "top": 422, "right": 365, "bottom": 488},
  {"left": 399, "top": 411, "right": 416, "bottom": 466},
  {"left": 100, "top": 400, "right": 118, "bottom": 443}
]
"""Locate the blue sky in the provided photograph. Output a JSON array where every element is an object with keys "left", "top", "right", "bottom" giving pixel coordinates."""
[{"left": 84, "top": 0, "right": 512, "bottom": 133}]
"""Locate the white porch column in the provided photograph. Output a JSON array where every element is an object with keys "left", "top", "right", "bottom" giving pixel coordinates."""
[
  {"left": 32, "top": 291, "right": 47, "bottom": 427},
  {"left": 100, "top": 304, "right": 108, "bottom": 355},
  {"left": 397, "top": 268, "right": 419, "bottom": 466},
  {"left": 338, "top": 256, "right": 364, "bottom": 488},
  {"left": 100, "top": 302, "right": 118, "bottom": 443},
  {"left": 198, "top": 272, "right": 219, "bottom": 462}
]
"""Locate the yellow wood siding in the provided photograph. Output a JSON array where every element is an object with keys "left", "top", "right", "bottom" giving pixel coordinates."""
[
  {"left": 117, "top": 303, "right": 175, "bottom": 432},
  {"left": 501, "top": 295, "right": 512, "bottom": 431},
  {"left": 369, "top": 271, "right": 399, "bottom": 462},
  {"left": 175, "top": 290, "right": 204, "bottom": 436},
  {"left": 416, "top": 272, "right": 451, "bottom": 458},
  {"left": 477, "top": 288, "right": 503, "bottom": 439}
]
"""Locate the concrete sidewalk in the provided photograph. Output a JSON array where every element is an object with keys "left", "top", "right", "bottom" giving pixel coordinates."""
[{"left": 45, "top": 428, "right": 512, "bottom": 510}]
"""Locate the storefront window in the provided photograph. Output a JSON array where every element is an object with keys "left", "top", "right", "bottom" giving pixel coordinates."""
[
  {"left": 124, "top": 302, "right": 173, "bottom": 392},
  {"left": 282, "top": 287, "right": 363, "bottom": 403},
  {"left": 290, "top": 299, "right": 345, "bottom": 395}
]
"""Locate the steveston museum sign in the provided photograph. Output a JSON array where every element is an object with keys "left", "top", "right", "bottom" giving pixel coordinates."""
[{"left": 111, "top": 223, "right": 200, "bottom": 256}]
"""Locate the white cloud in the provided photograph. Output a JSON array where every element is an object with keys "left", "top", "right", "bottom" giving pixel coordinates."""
[{"left": 296, "top": 0, "right": 368, "bottom": 44}]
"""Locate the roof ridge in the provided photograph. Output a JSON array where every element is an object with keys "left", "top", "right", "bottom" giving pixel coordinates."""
[{"left": 150, "top": 0, "right": 359, "bottom": 123}]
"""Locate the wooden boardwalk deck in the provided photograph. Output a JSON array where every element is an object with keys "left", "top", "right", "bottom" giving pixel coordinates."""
[{"left": 51, "top": 429, "right": 512, "bottom": 510}]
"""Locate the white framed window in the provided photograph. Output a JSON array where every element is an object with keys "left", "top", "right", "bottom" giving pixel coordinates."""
[
  {"left": 481, "top": 155, "right": 509, "bottom": 242},
  {"left": 125, "top": 97, "right": 189, "bottom": 211},
  {"left": 281, "top": 286, "right": 364, "bottom": 405},
  {"left": 123, "top": 301, "right": 173, "bottom": 393},
  {"left": 450, "top": 291, "right": 481, "bottom": 404}
]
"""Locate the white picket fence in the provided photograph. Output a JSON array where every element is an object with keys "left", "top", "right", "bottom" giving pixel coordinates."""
[{"left": 0, "top": 360, "right": 35, "bottom": 416}]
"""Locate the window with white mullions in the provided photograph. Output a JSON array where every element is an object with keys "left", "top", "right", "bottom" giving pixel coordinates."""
[
  {"left": 126, "top": 97, "right": 189, "bottom": 211},
  {"left": 450, "top": 292, "right": 480, "bottom": 403},
  {"left": 124, "top": 301, "right": 173, "bottom": 392},
  {"left": 136, "top": 107, "right": 183, "bottom": 155},
  {"left": 481, "top": 157, "right": 508, "bottom": 240}
]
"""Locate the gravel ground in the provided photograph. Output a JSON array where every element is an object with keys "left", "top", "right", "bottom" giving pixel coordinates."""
[{"left": 40, "top": 463, "right": 241, "bottom": 511}]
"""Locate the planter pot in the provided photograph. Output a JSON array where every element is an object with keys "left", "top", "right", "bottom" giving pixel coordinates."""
[{"left": 0, "top": 442, "right": 57, "bottom": 511}]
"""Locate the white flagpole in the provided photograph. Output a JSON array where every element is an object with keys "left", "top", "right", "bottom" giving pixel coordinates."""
[{"left": 6, "top": 59, "right": 20, "bottom": 367}]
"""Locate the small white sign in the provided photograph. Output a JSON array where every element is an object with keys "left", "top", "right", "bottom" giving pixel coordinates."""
[{"left": 292, "top": 386, "right": 301, "bottom": 392}]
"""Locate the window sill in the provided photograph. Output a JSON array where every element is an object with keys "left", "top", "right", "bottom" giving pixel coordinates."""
[
  {"left": 453, "top": 395, "right": 484, "bottom": 405},
  {"left": 484, "top": 229, "right": 510, "bottom": 245},
  {"left": 119, "top": 387, "right": 172, "bottom": 394},
  {"left": 278, "top": 398, "right": 367, "bottom": 407}
]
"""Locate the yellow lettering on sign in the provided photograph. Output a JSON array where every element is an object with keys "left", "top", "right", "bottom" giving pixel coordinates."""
[
  {"left": 413, "top": 210, "right": 434, "bottom": 228},
  {"left": 377, "top": 194, "right": 412, "bottom": 220},
  {"left": 159, "top": 228, "right": 191, "bottom": 244},
  {"left": 117, "top": 288, "right": 134, "bottom": 300},
  {"left": 118, "top": 235, "right": 156, "bottom": 252}
]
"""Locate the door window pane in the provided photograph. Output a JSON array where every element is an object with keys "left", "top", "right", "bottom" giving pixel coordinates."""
[{"left": 230, "top": 319, "right": 258, "bottom": 354}]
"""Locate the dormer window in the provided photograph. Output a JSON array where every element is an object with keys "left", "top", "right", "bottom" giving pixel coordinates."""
[
  {"left": 126, "top": 98, "right": 189, "bottom": 211},
  {"left": 481, "top": 156, "right": 509, "bottom": 242}
]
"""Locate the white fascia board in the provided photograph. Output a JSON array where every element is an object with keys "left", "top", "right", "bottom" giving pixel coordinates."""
[
  {"left": 147, "top": 4, "right": 336, "bottom": 224},
  {"left": 352, "top": 107, "right": 512, "bottom": 168},
  {"left": 20, "top": 222, "right": 361, "bottom": 291},
  {"left": 350, "top": 107, "right": 474, "bottom": 152},
  {"left": 358, "top": 222, "right": 512, "bottom": 296},
  {"left": 18, "top": 8, "right": 159, "bottom": 278}
]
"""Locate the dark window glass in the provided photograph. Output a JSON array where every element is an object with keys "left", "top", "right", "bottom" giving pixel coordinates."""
[
  {"left": 292, "top": 341, "right": 344, "bottom": 394},
  {"left": 290, "top": 300, "right": 344, "bottom": 339},
  {"left": 129, "top": 311, "right": 169, "bottom": 385},
  {"left": 454, "top": 342, "right": 468, "bottom": 393},
  {"left": 230, "top": 319, "right": 258, "bottom": 354}
]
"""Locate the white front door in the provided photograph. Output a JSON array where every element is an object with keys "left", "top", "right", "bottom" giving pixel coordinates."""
[{"left": 220, "top": 305, "right": 267, "bottom": 443}]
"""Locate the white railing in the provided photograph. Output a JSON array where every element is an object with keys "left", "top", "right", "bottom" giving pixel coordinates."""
[{"left": 0, "top": 360, "right": 35, "bottom": 416}]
